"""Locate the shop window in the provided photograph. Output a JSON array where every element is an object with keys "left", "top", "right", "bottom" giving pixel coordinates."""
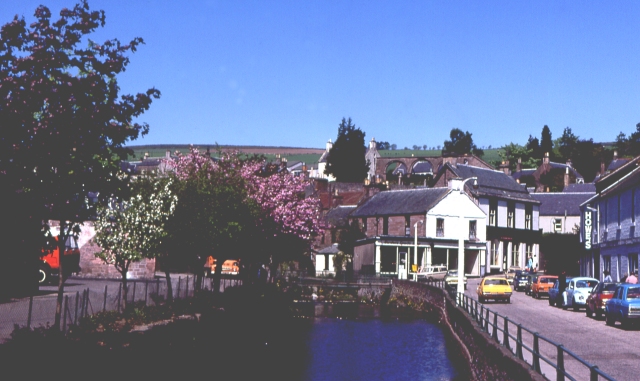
[
  {"left": 491, "top": 242, "right": 498, "bottom": 265},
  {"left": 513, "top": 243, "right": 520, "bottom": 267},
  {"left": 630, "top": 254, "right": 638, "bottom": 275},
  {"left": 603, "top": 255, "right": 611, "bottom": 273}
]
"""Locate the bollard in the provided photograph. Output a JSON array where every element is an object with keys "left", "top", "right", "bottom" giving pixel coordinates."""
[
  {"left": 504, "top": 316, "right": 510, "bottom": 350},
  {"left": 589, "top": 366, "right": 600, "bottom": 381},
  {"left": 492, "top": 313, "right": 499, "bottom": 342},
  {"left": 556, "top": 345, "right": 565, "bottom": 381},
  {"left": 516, "top": 324, "right": 523, "bottom": 360},
  {"left": 532, "top": 333, "right": 541, "bottom": 373}
]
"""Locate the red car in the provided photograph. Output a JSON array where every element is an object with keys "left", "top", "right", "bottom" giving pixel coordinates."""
[{"left": 586, "top": 282, "right": 619, "bottom": 319}]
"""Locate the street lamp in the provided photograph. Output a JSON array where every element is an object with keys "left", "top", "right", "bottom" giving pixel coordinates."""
[
  {"left": 413, "top": 220, "right": 423, "bottom": 281},
  {"left": 457, "top": 177, "right": 478, "bottom": 301}
]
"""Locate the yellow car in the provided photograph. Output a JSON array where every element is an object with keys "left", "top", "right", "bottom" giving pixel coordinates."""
[{"left": 477, "top": 276, "right": 513, "bottom": 303}]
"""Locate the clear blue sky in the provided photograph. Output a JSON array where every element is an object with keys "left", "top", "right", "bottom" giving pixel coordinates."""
[{"left": 4, "top": 1, "right": 640, "bottom": 150}]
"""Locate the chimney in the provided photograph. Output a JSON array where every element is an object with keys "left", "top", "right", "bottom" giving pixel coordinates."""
[
  {"left": 516, "top": 158, "right": 522, "bottom": 172},
  {"left": 543, "top": 152, "right": 550, "bottom": 165},
  {"left": 370, "top": 137, "right": 376, "bottom": 150},
  {"left": 144, "top": 152, "right": 149, "bottom": 160},
  {"left": 613, "top": 150, "right": 618, "bottom": 160},
  {"left": 600, "top": 160, "right": 605, "bottom": 176},
  {"left": 499, "top": 160, "right": 510, "bottom": 176},
  {"left": 326, "top": 139, "right": 333, "bottom": 152},
  {"left": 564, "top": 167, "right": 570, "bottom": 188}
]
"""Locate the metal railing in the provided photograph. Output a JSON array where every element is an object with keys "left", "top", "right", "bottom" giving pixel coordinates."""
[{"left": 454, "top": 291, "right": 616, "bottom": 381}]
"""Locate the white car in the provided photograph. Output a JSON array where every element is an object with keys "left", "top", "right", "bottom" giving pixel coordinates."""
[
  {"left": 416, "top": 265, "right": 447, "bottom": 282},
  {"left": 563, "top": 277, "right": 599, "bottom": 311}
]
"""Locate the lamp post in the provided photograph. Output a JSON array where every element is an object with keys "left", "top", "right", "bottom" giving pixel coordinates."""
[
  {"left": 413, "top": 220, "right": 423, "bottom": 281},
  {"left": 457, "top": 177, "right": 478, "bottom": 303}
]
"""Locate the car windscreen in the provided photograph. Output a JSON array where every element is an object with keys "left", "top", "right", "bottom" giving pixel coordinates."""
[
  {"left": 485, "top": 279, "right": 508, "bottom": 286},
  {"left": 541, "top": 277, "right": 554, "bottom": 283},
  {"left": 602, "top": 283, "right": 619, "bottom": 292},
  {"left": 576, "top": 280, "right": 598, "bottom": 288}
]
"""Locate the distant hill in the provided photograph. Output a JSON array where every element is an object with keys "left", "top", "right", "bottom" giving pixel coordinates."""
[{"left": 126, "top": 144, "right": 502, "bottom": 166}]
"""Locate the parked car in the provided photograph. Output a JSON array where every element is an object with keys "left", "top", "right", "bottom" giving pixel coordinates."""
[
  {"left": 506, "top": 266, "right": 522, "bottom": 282},
  {"left": 549, "top": 277, "right": 573, "bottom": 307},
  {"left": 531, "top": 275, "right": 558, "bottom": 299},
  {"left": 513, "top": 270, "right": 532, "bottom": 291},
  {"left": 605, "top": 284, "right": 640, "bottom": 328},
  {"left": 477, "top": 276, "right": 512, "bottom": 303},
  {"left": 524, "top": 274, "right": 537, "bottom": 296},
  {"left": 564, "top": 277, "right": 599, "bottom": 311},
  {"left": 586, "top": 282, "right": 619, "bottom": 319},
  {"left": 416, "top": 264, "right": 447, "bottom": 282},
  {"left": 444, "top": 269, "right": 467, "bottom": 291},
  {"left": 204, "top": 257, "right": 241, "bottom": 277}
]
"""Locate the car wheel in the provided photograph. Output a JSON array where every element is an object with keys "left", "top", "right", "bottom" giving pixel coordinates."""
[
  {"left": 606, "top": 314, "right": 615, "bottom": 326},
  {"left": 38, "top": 265, "right": 50, "bottom": 285},
  {"left": 586, "top": 306, "right": 593, "bottom": 318},
  {"left": 549, "top": 297, "right": 554, "bottom": 306},
  {"left": 595, "top": 310, "right": 602, "bottom": 319}
]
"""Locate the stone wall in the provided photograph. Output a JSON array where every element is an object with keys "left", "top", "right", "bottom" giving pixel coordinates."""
[{"left": 390, "top": 281, "right": 545, "bottom": 381}]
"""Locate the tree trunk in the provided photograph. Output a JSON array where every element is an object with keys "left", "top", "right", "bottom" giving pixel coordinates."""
[{"left": 161, "top": 253, "right": 173, "bottom": 303}]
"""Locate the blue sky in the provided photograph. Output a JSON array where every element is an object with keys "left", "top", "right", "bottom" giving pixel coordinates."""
[{"left": 3, "top": 1, "right": 640, "bottom": 150}]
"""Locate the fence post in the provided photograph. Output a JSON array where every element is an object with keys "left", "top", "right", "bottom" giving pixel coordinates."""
[
  {"left": 27, "top": 296, "right": 33, "bottom": 329},
  {"left": 144, "top": 280, "right": 149, "bottom": 306},
  {"left": 485, "top": 308, "right": 490, "bottom": 333},
  {"left": 177, "top": 276, "right": 181, "bottom": 300},
  {"left": 74, "top": 291, "right": 80, "bottom": 326},
  {"left": 590, "top": 366, "right": 600, "bottom": 381},
  {"left": 556, "top": 345, "right": 565, "bottom": 381},
  {"left": 492, "top": 313, "right": 499, "bottom": 342},
  {"left": 63, "top": 295, "right": 69, "bottom": 334},
  {"left": 117, "top": 283, "right": 122, "bottom": 313},
  {"left": 503, "top": 317, "right": 510, "bottom": 350},
  {"left": 103, "top": 285, "right": 108, "bottom": 312},
  {"left": 516, "top": 324, "right": 523, "bottom": 360},
  {"left": 132, "top": 281, "right": 137, "bottom": 304},
  {"left": 532, "top": 332, "right": 541, "bottom": 373}
]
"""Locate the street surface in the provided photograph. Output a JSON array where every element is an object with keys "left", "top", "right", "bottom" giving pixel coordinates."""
[{"left": 463, "top": 278, "right": 638, "bottom": 381}]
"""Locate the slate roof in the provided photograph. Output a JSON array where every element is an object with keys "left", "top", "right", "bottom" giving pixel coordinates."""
[
  {"left": 323, "top": 205, "right": 357, "bottom": 227},
  {"left": 350, "top": 188, "right": 449, "bottom": 217},
  {"left": 511, "top": 168, "right": 535, "bottom": 182},
  {"left": 530, "top": 192, "right": 595, "bottom": 216},
  {"left": 563, "top": 183, "right": 596, "bottom": 193},
  {"left": 607, "top": 158, "right": 630, "bottom": 172},
  {"left": 547, "top": 162, "right": 584, "bottom": 180},
  {"left": 413, "top": 161, "right": 433, "bottom": 174},
  {"left": 446, "top": 164, "right": 538, "bottom": 203}
]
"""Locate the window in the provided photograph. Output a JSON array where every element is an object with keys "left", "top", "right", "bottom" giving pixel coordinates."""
[
  {"left": 525, "top": 205, "right": 533, "bottom": 230},
  {"left": 603, "top": 255, "right": 611, "bottom": 273},
  {"left": 507, "top": 202, "right": 515, "bottom": 228},
  {"left": 489, "top": 200, "right": 497, "bottom": 226},
  {"left": 630, "top": 254, "right": 638, "bottom": 275},
  {"left": 405, "top": 216, "right": 411, "bottom": 236},
  {"left": 436, "top": 218, "right": 444, "bottom": 237},
  {"left": 469, "top": 220, "right": 477, "bottom": 240},
  {"left": 491, "top": 242, "right": 498, "bottom": 265},
  {"left": 362, "top": 218, "right": 367, "bottom": 233},
  {"left": 513, "top": 243, "right": 520, "bottom": 267},
  {"left": 553, "top": 218, "right": 562, "bottom": 233},
  {"left": 383, "top": 217, "right": 389, "bottom": 235},
  {"left": 526, "top": 244, "right": 533, "bottom": 260}
]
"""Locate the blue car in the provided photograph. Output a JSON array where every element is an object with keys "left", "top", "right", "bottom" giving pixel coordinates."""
[
  {"left": 548, "top": 277, "right": 573, "bottom": 307},
  {"left": 605, "top": 284, "right": 640, "bottom": 328}
]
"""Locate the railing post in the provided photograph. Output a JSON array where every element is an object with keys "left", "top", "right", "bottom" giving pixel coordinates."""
[
  {"left": 532, "top": 332, "right": 541, "bottom": 373},
  {"left": 516, "top": 324, "right": 523, "bottom": 360},
  {"left": 485, "top": 308, "right": 490, "bottom": 332},
  {"left": 492, "top": 313, "right": 499, "bottom": 342},
  {"left": 103, "top": 285, "right": 108, "bottom": 312},
  {"left": 590, "top": 366, "right": 600, "bottom": 381},
  {"left": 503, "top": 317, "right": 510, "bottom": 350},
  {"left": 556, "top": 345, "right": 565, "bottom": 381}
]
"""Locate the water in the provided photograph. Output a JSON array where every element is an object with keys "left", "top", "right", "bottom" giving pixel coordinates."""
[{"left": 302, "top": 318, "right": 459, "bottom": 381}]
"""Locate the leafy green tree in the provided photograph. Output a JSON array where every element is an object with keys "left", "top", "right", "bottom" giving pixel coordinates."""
[
  {"left": 540, "top": 125, "right": 554, "bottom": 159},
  {"left": 0, "top": 1, "right": 159, "bottom": 329},
  {"left": 616, "top": 123, "right": 640, "bottom": 157},
  {"left": 324, "top": 117, "right": 370, "bottom": 182},
  {"left": 559, "top": 127, "right": 579, "bottom": 161},
  {"left": 442, "top": 128, "right": 484, "bottom": 157},
  {"left": 496, "top": 143, "right": 538, "bottom": 171},
  {"left": 376, "top": 141, "right": 391, "bottom": 150},
  {"left": 93, "top": 177, "right": 177, "bottom": 310},
  {"left": 526, "top": 135, "right": 541, "bottom": 161}
]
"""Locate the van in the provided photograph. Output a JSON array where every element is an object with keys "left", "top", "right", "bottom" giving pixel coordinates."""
[{"left": 39, "top": 236, "right": 81, "bottom": 284}]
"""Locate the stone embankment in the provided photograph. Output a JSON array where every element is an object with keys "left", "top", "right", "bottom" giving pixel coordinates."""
[{"left": 389, "top": 280, "right": 546, "bottom": 381}]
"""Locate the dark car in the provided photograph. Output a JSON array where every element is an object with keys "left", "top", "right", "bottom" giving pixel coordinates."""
[
  {"left": 587, "top": 282, "right": 620, "bottom": 319},
  {"left": 524, "top": 274, "right": 538, "bottom": 296},
  {"left": 513, "top": 270, "right": 532, "bottom": 292},
  {"left": 548, "top": 277, "right": 573, "bottom": 307}
]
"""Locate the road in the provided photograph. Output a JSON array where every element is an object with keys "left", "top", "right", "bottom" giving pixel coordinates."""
[{"left": 462, "top": 278, "right": 639, "bottom": 381}]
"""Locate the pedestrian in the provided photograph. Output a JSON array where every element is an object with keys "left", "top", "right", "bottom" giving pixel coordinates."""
[
  {"left": 621, "top": 273, "right": 628, "bottom": 282},
  {"left": 559, "top": 270, "right": 567, "bottom": 306},
  {"left": 527, "top": 255, "right": 533, "bottom": 272},
  {"left": 603, "top": 270, "right": 612, "bottom": 282},
  {"left": 626, "top": 271, "right": 638, "bottom": 284}
]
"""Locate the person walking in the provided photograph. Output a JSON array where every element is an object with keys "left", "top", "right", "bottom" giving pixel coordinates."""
[
  {"left": 603, "top": 270, "right": 613, "bottom": 282},
  {"left": 627, "top": 271, "right": 638, "bottom": 284}
]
